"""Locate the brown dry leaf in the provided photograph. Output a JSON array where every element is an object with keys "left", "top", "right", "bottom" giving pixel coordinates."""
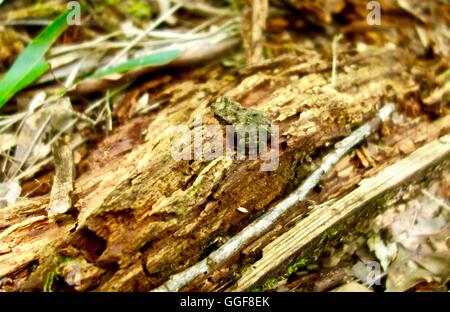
[
  {"left": 385, "top": 246, "right": 437, "bottom": 292},
  {"left": 286, "top": 0, "right": 346, "bottom": 24},
  {"left": 0, "top": 134, "right": 17, "bottom": 153},
  {"left": 397, "top": 0, "right": 450, "bottom": 57},
  {"left": 368, "top": 175, "right": 450, "bottom": 291},
  {"left": 332, "top": 281, "right": 373, "bottom": 292},
  {"left": 9, "top": 94, "right": 50, "bottom": 176},
  {"left": 0, "top": 179, "right": 21, "bottom": 208}
]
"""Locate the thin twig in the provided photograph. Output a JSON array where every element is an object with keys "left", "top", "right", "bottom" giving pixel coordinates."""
[
  {"left": 332, "top": 34, "right": 343, "bottom": 87},
  {"left": 105, "top": 90, "right": 113, "bottom": 132}
]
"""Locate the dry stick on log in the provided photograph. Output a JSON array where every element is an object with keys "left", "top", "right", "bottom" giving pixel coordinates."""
[
  {"left": 241, "top": 0, "right": 269, "bottom": 64},
  {"left": 151, "top": 103, "right": 395, "bottom": 292},
  {"left": 47, "top": 143, "right": 75, "bottom": 217},
  {"left": 232, "top": 133, "right": 450, "bottom": 291}
]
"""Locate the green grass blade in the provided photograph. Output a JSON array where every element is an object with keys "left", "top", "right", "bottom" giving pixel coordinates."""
[
  {"left": 89, "top": 49, "right": 182, "bottom": 79},
  {"left": 14, "top": 59, "right": 49, "bottom": 92},
  {"left": 0, "top": 9, "right": 73, "bottom": 108}
]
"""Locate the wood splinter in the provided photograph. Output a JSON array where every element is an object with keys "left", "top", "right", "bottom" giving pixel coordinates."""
[{"left": 47, "top": 142, "right": 75, "bottom": 217}]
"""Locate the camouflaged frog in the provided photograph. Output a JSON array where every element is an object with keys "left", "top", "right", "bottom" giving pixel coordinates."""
[{"left": 211, "top": 97, "right": 272, "bottom": 152}]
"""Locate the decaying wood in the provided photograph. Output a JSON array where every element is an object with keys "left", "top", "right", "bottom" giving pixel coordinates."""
[
  {"left": 0, "top": 196, "right": 74, "bottom": 279},
  {"left": 0, "top": 42, "right": 447, "bottom": 292},
  {"left": 231, "top": 134, "right": 450, "bottom": 291},
  {"left": 0, "top": 0, "right": 448, "bottom": 294},
  {"left": 152, "top": 104, "right": 394, "bottom": 292},
  {"left": 183, "top": 113, "right": 450, "bottom": 292}
]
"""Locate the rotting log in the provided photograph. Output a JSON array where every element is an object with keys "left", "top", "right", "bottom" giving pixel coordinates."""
[
  {"left": 230, "top": 134, "right": 450, "bottom": 291},
  {"left": 183, "top": 114, "right": 450, "bottom": 292},
  {"left": 0, "top": 45, "right": 448, "bottom": 292}
]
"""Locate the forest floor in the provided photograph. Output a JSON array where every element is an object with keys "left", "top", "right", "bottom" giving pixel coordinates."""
[{"left": 0, "top": 0, "right": 449, "bottom": 292}]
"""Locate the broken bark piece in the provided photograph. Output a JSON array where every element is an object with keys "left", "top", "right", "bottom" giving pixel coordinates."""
[
  {"left": 48, "top": 142, "right": 75, "bottom": 217},
  {"left": 398, "top": 138, "right": 415, "bottom": 155},
  {"left": 0, "top": 207, "right": 74, "bottom": 280}
]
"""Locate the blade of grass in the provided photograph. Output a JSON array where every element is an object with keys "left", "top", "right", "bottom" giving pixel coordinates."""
[
  {"left": 0, "top": 9, "right": 74, "bottom": 108},
  {"left": 88, "top": 49, "right": 182, "bottom": 79}
]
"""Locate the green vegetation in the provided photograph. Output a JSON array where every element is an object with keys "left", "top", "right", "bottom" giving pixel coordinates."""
[
  {"left": 42, "top": 256, "right": 76, "bottom": 292},
  {"left": 284, "top": 258, "right": 309, "bottom": 278},
  {"left": 89, "top": 49, "right": 182, "bottom": 79},
  {"left": 128, "top": 0, "right": 152, "bottom": 19},
  {"left": 263, "top": 277, "right": 278, "bottom": 290},
  {"left": 0, "top": 9, "right": 74, "bottom": 107}
]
